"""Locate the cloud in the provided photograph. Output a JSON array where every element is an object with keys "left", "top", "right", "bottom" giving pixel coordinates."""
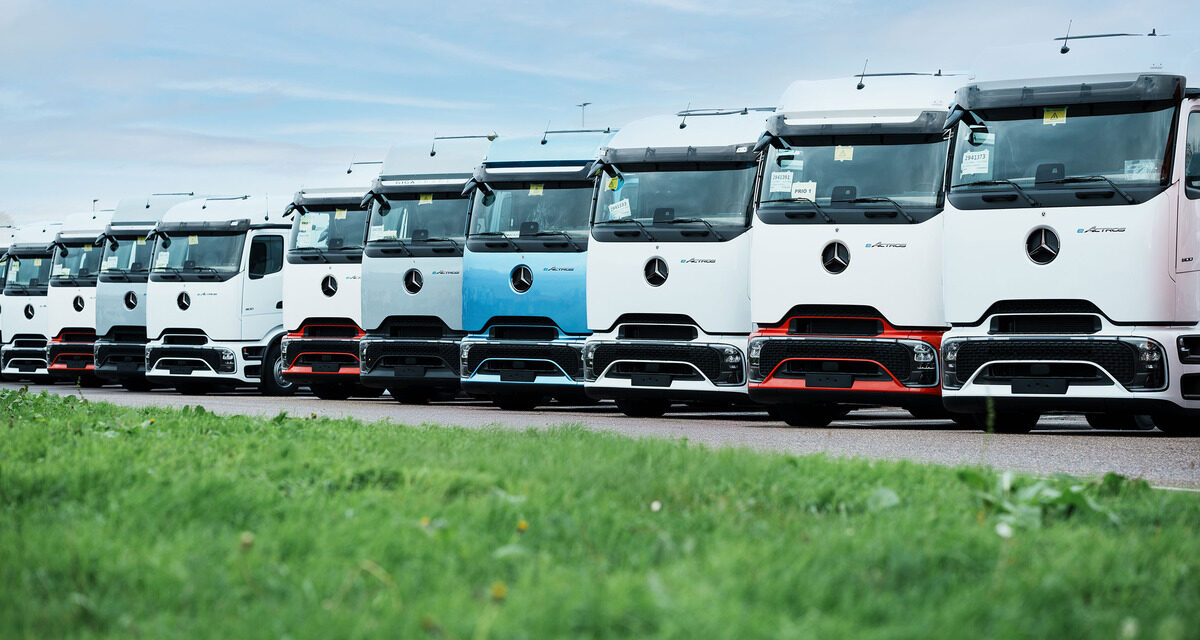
[{"left": 160, "top": 78, "right": 488, "bottom": 110}]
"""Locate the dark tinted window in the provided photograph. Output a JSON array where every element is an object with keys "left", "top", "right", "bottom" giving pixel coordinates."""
[{"left": 249, "top": 235, "right": 283, "bottom": 279}]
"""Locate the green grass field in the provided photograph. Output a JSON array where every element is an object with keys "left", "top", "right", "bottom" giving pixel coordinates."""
[{"left": 1, "top": 388, "right": 1197, "bottom": 639}]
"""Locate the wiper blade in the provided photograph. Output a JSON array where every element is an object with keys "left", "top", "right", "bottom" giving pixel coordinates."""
[
  {"left": 471, "top": 231, "right": 517, "bottom": 248},
  {"left": 760, "top": 197, "right": 834, "bottom": 223},
  {"left": 953, "top": 179, "right": 1040, "bottom": 206},
  {"left": 844, "top": 197, "right": 915, "bottom": 223},
  {"left": 290, "top": 246, "right": 329, "bottom": 262},
  {"left": 1044, "top": 175, "right": 1138, "bottom": 204},
  {"left": 662, "top": 217, "right": 725, "bottom": 241},
  {"left": 595, "top": 218, "right": 657, "bottom": 240},
  {"left": 532, "top": 230, "right": 583, "bottom": 251},
  {"left": 419, "top": 237, "right": 462, "bottom": 251}
]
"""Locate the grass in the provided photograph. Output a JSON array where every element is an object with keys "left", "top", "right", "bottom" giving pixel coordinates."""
[{"left": 0, "top": 388, "right": 1197, "bottom": 639}]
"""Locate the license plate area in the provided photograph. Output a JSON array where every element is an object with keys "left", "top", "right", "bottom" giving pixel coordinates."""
[
  {"left": 394, "top": 365, "right": 424, "bottom": 377},
  {"left": 500, "top": 370, "right": 537, "bottom": 382},
  {"left": 631, "top": 373, "right": 671, "bottom": 387},
  {"left": 1011, "top": 378, "right": 1069, "bottom": 394},
  {"left": 805, "top": 373, "right": 853, "bottom": 389},
  {"left": 312, "top": 362, "right": 341, "bottom": 373}
]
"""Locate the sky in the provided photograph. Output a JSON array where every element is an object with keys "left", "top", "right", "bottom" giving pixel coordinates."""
[{"left": 1, "top": 0, "right": 1197, "bottom": 221}]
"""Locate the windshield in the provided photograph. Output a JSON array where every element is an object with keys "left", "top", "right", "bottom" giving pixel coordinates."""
[
  {"left": 594, "top": 163, "right": 756, "bottom": 226},
  {"left": 951, "top": 101, "right": 1176, "bottom": 190},
  {"left": 469, "top": 181, "right": 593, "bottom": 237},
  {"left": 152, "top": 232, "right": 245, "bottom": 274},
  {"left": 5, "top": 255, "right": 51, "bottom": 291},
  {"left": 50, "top": 242, "right": 103, "bottom": 285},
  {"left": 367, "top": 193, "right": 468, "bottom": 243},
  {"left": 100, "top": 234, "right": 152, "bottom": 276},
  {"left": 290, "top": 207, "right": 369, "bottom": 251}
]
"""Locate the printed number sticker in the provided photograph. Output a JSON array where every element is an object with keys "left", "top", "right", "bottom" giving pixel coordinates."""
[
  {"left": 792, "top": 181, "right": 817, "bottom": 202},
  {"left": 419, "top": 194, "right": 433, "bottom": 206},
  {"left": 334, "top": 209, "right": 347, "bottom": 220},
  {"left": 103, "top": 256, "right": 119, "bottom": 270},
  {"left": 155, "top": 252, "right": 170, "bottom": 268},
  {"left": 137, "top": 236, "right": 146, "bottom": 245},
  {"left": 961, "top": 149, "right": 990, "bottom": 175},
  {"left": 834, "top": 146, "right": 854, "bottom": 162},
  {"left": 769, "top": 171, "right": 794, "bottom": 193},
  {"left": 188, "top": 235, "right": 199, "bottom": 245},
  {"left": 1043, "top": 107, "right": 1067, "bottom": 125},
  {"left": 608, "top": 198, "right": 632, "bottom": 219},
  {"left": 529, "top": 184, "right": 544, "bottom": 196}
]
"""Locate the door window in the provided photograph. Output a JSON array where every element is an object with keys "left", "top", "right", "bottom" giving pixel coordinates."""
[
  {"left": 248, "top": 235, "right": 284, "bottom": 279},
  {"left": 1187, "top": 112, "right": 1200, "bottom": 198}
]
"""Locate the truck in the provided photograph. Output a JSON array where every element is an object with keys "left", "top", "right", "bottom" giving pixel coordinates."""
[
  {"left": 460, "top": 131, "right": 611, "bottom": 409},
  {"left": 584, "top": 109, "right": 770, "bottom": 417},
  {"left": 748, "top": 74, "right": 963, "bottom": 426},
  {"left": 1, "top": 222, "right": 64, "bottom": 380},
  {"left": 45, "top": 210, "right": 114, "bottom": 384},
  {"left": 358, "top": 137, "right": 493, "bottom": 402},
  {"left": 144, "top": 195, "right": 295, "bottom": 395}
]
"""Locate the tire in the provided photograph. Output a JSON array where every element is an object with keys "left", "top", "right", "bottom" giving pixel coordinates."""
[
  {"left": 173, "top": 380, "right": 213, "bottom": 395},
  {"left": 309, "top": 383, "right": 354, "bottom": 400},
  {"left": 355, "top": 384, "right": 385, "bottom": 398},
  {"left": 981, "top": 412, "right": 1040, "bottom": 434},
  {"left": 773, "top": 404, "right": 843, "bottom": 428},
  {"left": 259, "top": 341, "right": 297, "bottom": 396},
  {"left": 615, "top": 398, "right": 670, "bottom": 418},
  {"left": 492, "top": 393, "right": 544, "bottom": 411},
  {"left": 1152, "top": 414, "right": 1200, "bottom": 436},
  {"left": 951, "top": 413, "right": 983, "bottom": 429},
  {"left": 388, "top": 387, "right": 430, "bottom": 404},
  {"left": 1086, "top": 413, "right": 1154, "bottom": 430}
]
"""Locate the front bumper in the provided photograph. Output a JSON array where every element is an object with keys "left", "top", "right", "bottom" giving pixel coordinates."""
[
  {"left": 282, "top": 336, "right": 362, "bottom": 385},
  {"left": 459, "top": 337, "right": 585, "bottom": 395},
  {"left": 582, "top": 333, "right": 748, "bottom": 401},
  {"left": 1, "top": 340, "right": 48, "bottom": 377},
  {"left": 359, "top": 337, "right": 462, "bottom": 390},
  {"left": 46, "top": 341, "right": 97, "bottom": 377},
  {"left": 145, "top": 339, "right": 266, "bottom": 385},
  {"left": 95, "top": 338, "right": 149, "bottom": 381}
]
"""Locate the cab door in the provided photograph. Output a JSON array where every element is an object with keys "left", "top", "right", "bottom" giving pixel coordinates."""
[
  {"left": 241, "top": 232, "right": 285, "bottom": 340},
  {"left": 1176, "top": 107, "right": 1200, "bottom": 274}
]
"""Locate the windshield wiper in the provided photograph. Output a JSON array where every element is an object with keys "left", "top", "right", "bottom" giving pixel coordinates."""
[
  {"left": 760, "top": 197, "right": 834, "bottom": 223},
  {"left": 662, "top": 217, "right": 726, "bottom": 241},
  {"left": 290, "top": 247, "right": 329, "bottom": 263},
  {"left": 1042, "top": 175, "right": 1138, "bottom": 204},
  {"left": 419, "top": 237, "right": 462, "bottom": 252},
  {"left": 594, "top": 218, "right": 657, "bottom": 240},
  {"left": 843, "top": 197, "right": 915, "bottom": 223},
  {"left": 471, "top": 231, "right": 517, "bottom": 248},
  {"left": 154, "top": 266, "right": 183, "bottom": 280},
  {"left": 532, "top": 230, "right": 583, "bottom": 251},
  {"left": 953, "top": 179, "right": 1040, "bottom": 206},
  {"left": 103, "top": 271, "right": 130, "bottom": 281}
]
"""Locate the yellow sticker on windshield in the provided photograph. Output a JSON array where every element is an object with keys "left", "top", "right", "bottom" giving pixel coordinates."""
[
  {"left": 607, "top": 177, "right": 619, "bottom": 191},
  {"left": 1043, "top": 107, "right": 1067, "bottom": 125},
  {"left": 334, "top": 209, "right": 347, "bottom": 220},
  {"left": 83, "top": 244, "right": 92, "bottom": 252},
  {"left": 137, "top": 236, "right": 146, "bottom": 245},
  {"left": 188, "top": 235, "right": 199, "bottom": 245},
  {"left": 529, "top": 184, "right": 544, "bottom": 196},
  {"left": 834, "top": 146, "right": 854, "bottom": 162},
  {"left": 419, "top": 194, "right": 433, "bottom": 205},
  {"left": 34, "top": 259, "right": 42, "bottom": 266}
]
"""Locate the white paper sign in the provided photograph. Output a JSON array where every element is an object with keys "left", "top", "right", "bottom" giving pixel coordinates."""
[
  {"left": 961, "top": 150, "right": 990, "bottom": 175},
  {"left": 791, "top": 181, "right": 817, "bottom": 201},
  {"left": 154, "top": 252, "right": 170, "bottom": 269},
  {"left": 103, "top": 256, "right": 119, "bottom": 270},
  {"left": 769, "top": 171, "right": 794, "bottom": 193},
  {"left": 1124, "top": 159, "right": 1160, "bottom": 178},
  {"left": 608, "top": 198, "right": 632, "bottom": 219}
]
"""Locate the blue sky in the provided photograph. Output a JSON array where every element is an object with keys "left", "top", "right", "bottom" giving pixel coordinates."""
[{"left": 1, "top": 0, "right": 1197, "bottom": 220}]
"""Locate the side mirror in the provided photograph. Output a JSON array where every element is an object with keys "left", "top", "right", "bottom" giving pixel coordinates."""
[
  {"left": 161, "top": 236, "right": 172, "bottom": 249},
  {"left": 943, "top": 104, "right": 965, "bottom": 132},
  {"left": 481, "top": 192, "right": 496, "bottom": 207},
  {"left": 752, "top": 131, "right": 790, "bottom": 155}
]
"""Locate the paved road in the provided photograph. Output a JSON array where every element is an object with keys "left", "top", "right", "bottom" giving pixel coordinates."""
[{"left": 6, "top": 381, "right": 1199, "bottom": 489}]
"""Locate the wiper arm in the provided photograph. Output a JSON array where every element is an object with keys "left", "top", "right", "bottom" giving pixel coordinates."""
[
  {"left": 1045, "top": 175, "right": 1137, "bottom": 204},
  {"left": 532, "top": 230, "right": 583, "bottom": 251},
  {"left": 662, "top": 217, "right": 725, "bottom": 241},
  {"left": 594, "top": 218, "right": 657, "bottom": 240},
  {"left": 760, "top": 197, "right": 834, "bottom": 223},
  {"left": 844, "top": 197, "right": 915, "bottom": 223},
  {"left": 953, "top": 179, "right": 1040, "bottom": 206},
  {"left": 420, "top": 237, "right": 462, "bottom": 252},
  {"left": 471, "top": 231, "right": 517, "bottom": 248},
  {"left": 290, "top": 246, "right": 329, "bottom": 262}
]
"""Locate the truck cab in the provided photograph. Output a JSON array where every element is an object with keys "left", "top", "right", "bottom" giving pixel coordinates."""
[
  {"left": 748, "top": 75, "right": 961, "bottom": 426},
  {"left": 144, "top": 196, "right": 295, "bottom": 395},
  {"left": 460, "top": 131, "right": 611, "bottom": 409},
  {"left": 358, "top": 138, "right": 491, "bottom": 402},
  {"left": 45, "top": 210, "right": 115, "bottom": 384},
  {"left": 1, "top": 222, "right": 64, "bottom": 380},
  {"left": 281, "top": 182, "right": 375, "bottom": 400},
  {"left": 93, "top": 194, "right": 199, "bottom": 389},
  {"left": 0, "top": 227, "right": 16, "bottom": 348},
  {"left": 940, "top": 45, "right": 1200, "bottom": 434},
  {"left": 584, "top": 110, "right": 770, "bottom": 417}
]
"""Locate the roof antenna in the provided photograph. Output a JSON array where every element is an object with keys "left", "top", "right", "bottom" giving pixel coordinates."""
[
  {"left": 576, "top": 102, "right": 591, "bottom": 128},
  {"left": 679, "top": 101, "right": 691, "bottom": 129},
  {"left": 857, "top": 59, "right": 869, "bottom": 90},
  {"left": 91, "top": 198, "right": 99, "bottom": 214},
  {"left": 346, "top": 160, "right": 382, "bottom": 174},
  {"left": 429, "top": 133, "right": 438, "bottom": 157},
  {"left": 1060, "top": 20, "right": 1072, "bottom": 54},
  {"left": 540, "top": 120, "right": 552, "bottom": 145}
]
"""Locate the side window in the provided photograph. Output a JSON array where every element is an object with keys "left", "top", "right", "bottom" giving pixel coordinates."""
[
  {"left": 248, "top": 235, "right": 284, "bottom": 279},
  {"left": 1187, "top": 112, "right": 1200, "bottom": 197}
]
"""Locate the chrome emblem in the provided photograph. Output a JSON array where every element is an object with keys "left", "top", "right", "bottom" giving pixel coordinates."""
[
  {"left": 822, "top": 242, "right": 850, "bottom": 274},
  {"left": 403, "top": 269, "right": 423, "bottom": 294},
  {"left": 72, "top": 295, "right": 85, "bottom": 312},
  {"left": 124, "top": 291, "right": 137, "bottom": 310},
  {"left": 510, "top": 265, "right": 533, "bottom": 293},
  {"left": 1026, "top": 227, "right": 1060, "bottom": 265},
  {"left": 321, "top": 275, "right": 338, "bottom": 297},
  {"left": 644, "top": 257, "right": 669, "bottom": 287},
  {"left": 177, "top": 292, "right": 191, "bottom": 310},
  {"left": 23, "top": 304, "right": 34, "bottom": 319}
]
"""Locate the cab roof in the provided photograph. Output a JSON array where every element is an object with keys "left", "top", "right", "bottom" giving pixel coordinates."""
[
  {"left": 111, "top": 194, "right": 202, "bottom": 226},
  {"left": 9, "top": 222, "right": 64, "bottom": 252},
  {"left": 601, "top": 111, "right": 769, "bottom": 165},
  {"left": 378, "top": 137, "right": 493, "bottom": 182},
  {"left": 481, "top": 132, "right": 612, "bottom": 166},
  {"left": 778, "top": 74, "right": 963, "bottom": 126},
  {"left": 57, "top": 211, "right": 114, "bottom": 241},
  {"left": 160, "top": 195, "right": 290, "bottom": 228}
]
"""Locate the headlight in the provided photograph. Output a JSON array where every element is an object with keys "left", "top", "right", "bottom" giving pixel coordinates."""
[
  {"left": 715, "top": 345, "right": 745, "bottom": 386},
  {"left": 1121, "top": 337, "right": 1167, "bottom": 391},
  {"left": 218, "top": 347, "right": 236, "bottom": 373},
  {"left": 582, "top": 342, "right": 599, "bottom": 381},
  {"left": 459, "top": 342, "right": 472, "bottom": 377},
  {"left": 748, "top": 339, "right": 764, "bottom": 382},
  {"left": 942, "top": 339, "right": 962, "bottom": 389}
]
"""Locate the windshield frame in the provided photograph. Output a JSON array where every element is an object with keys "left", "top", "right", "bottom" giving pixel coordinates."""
[
  {"left": 3, "top": 252, "right": 53, "bottom": 296},
  {"left": 49, "top": 240, "right": 104, "bottom": 287},
  {"left": 287, "top": 203, "right": 369, "bottom": 265},
  {"left": 148, "top": 230, "right": 247, "bottom": 283},
  {"left": 98, "top": 230, "right": 155, "bottom": 284},
  {"left": 466, "top": 178, "right": 595, "bottom": 253},
  {"left": 364, "top": 189, "right": 471, "bottom": 259}
]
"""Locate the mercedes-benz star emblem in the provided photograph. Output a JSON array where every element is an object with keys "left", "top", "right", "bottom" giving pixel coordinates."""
[
  {"left": 321, "top": 275, "right": 338, "bottom": 297},
  {"left": 177, "top": 292, "right": 191, "bottom": 310},
  {"left": 510, "top": 265, "right": 533, "bottom": 293},
  {"left": 72, "top": 295, "right": 85, "bottom": 312},
  {"left": 644, "top": 257, "right": 669, "bottom": 287},
  {"left": 822, "top": 241, "right": 850, "bottom": 274},
  {"left": 23, "top": 304, "right": 34, "bottom": 319},
  {"left": 124, "top": 291, "right": 138, "bottom": 310},
  {"left": 403, "top": 269, "right": 423, "bottom": 294},
  {"left": 1026, "top": 227, "right": 1060, "bottom": 265}
]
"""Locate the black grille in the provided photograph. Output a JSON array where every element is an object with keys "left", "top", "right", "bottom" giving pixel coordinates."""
[
  {"left": 490, "top": 326, "right": 558, "bottom": 341},
  {"left": 146, "top": 347, "right": 225, "bottom": 372},
  {"left": 990, "top": 315, "right": 1101, "bottom": 334},
  {"left": 47, "top": 343, "right": 94, "bottom": 368},
  {"left": 617, "top": 324, "right": 698, "bottom": 341},
  {"left": 788, "top": 317, "right": 883, "bottom": 336},
  {"left": 759, "top": 340, "right": 912, "bottom": 379},
  {"left": 95, "top": 342, "right": 145, "bottom": 370},
  {"left": 11, "top": 336, "right": 47, "bottom": 350},
  {"left": 303, "top": 325, "right": 359, "bottom": 338},
  {"left": 592, "top": 344, "right": 722, "bottom": 380},
  {"left": 100, "top": 326, "right": 146, "bottom": 343},
  {"left": 466, "top": 343, "right": 582, "bottom": 378},
  {"left": 362, "top": 340, "right": 459, "bottom": 372},
  {"left": 284, "top": 338, "right": 359, "bottom": 359},
  {"left": 953, "top": 340, "right": 1137, "bottom": 384}
]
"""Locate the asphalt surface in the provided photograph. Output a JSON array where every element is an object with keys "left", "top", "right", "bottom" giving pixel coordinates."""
[{"left": 6, "top": 381, "right": 1199, "bottom": 489}]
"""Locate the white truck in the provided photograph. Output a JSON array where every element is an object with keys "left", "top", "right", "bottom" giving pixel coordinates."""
[
  {"left": 0, "top": 227, "right": 16, "bottom": 352},
  {"left": 0, "top": 222, "right": 64, "bottom": 380},
  {"left": 44, "top": 210, "right": 114, "bottom": 385},
  {"left": 93, "top": 194, "right": 200, "bottom": 389},
  {"left": 584, "top": 109, "right": 770, "bottom": 416},
  {"left": 748, "top": 75, "right": 962, "bottom": 426},
  {"left": 144, "top": 195, "right": 295, "bottom": 395}
]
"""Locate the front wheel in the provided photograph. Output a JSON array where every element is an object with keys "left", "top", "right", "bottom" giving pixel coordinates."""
[
  {"left": 260, "top": 342, "right": 297, "bottom": 396},
  {"left": 615, "top": 398, "right": 671, "bottom": 418}
]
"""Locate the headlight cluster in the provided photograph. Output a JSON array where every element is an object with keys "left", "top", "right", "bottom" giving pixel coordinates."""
[
  {"left": 582, "top": 342, "right": 599, "bottom": 381},
  {"left": 715, "top": 346, "right": 744, "bottom": 386},
  {"left": 459, "top": 342, "right": 472, "bottom": 377},
  {"left": 217, "top": 347, "right": 236, "bottom": 373},
  {"left": 942, "top": 340, "right": 963, "bottom": 389},
  {"left": 748, "top": 338, "right": 765, "bottom": 382},
  {"left": 1124, "top": 337, "right": 1166, "bottom": 391},
  {"left": 904, "top": 341, "right": 938, "bottom": 387}
]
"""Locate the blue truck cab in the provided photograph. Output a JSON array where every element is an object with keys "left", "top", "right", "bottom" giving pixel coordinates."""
[{"left": 460, "top": 131, "right": 611, "bottom": 409}]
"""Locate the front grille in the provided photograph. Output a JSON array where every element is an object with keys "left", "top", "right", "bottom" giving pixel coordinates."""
[
  {"left": 989, "top": 315, "right": 1101, "bottom": 334},
  {"left": 592, "top": 344, "right": 722, "bottom": 380},
  {"left": 96, "top": 342, "right": 145, "bottom": 370},
  {"left": 466, "top": 343, "right": 582, "bottom": 378},
  {"left": 759, "top": 340, "right": 912, "bottom": 379},
  {"left": 161, "top": 331, "right": 208, "bottom": 346},
  {"left": 284, "top": 338, "right": 360, "bottom": 359},
  {"left": 617, "top": 324, "right": 698, "bottom": 341},
  {"left": 953, "top": 340, "right": 1137, "bottom": 385},
  {"left": 146, "top": 347, "right": 226, "bottom": 373},
  {"left": 362, "top": 340, "right": 459, "bottom": 372},
  {"left": 302, "top": 324, "right": 360, "bottom": 338},
  {"left": 788, "top": 317, "right": 883, "bottom": 336},
  {"left": 12, "top": 336, "right": 47, "bottom": 350},
  {"left": 100, "top": 326, "right": 146, "bottom": 343},
  {"left": 490, "top": 326, "right": 558, "bottom": 341},
  {"left": 56, "top": 329, "right": 97, "bottom": 343}
]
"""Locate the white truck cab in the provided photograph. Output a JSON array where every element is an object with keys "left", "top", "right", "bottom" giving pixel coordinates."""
[
  {"left": 93, "top": 194, "right": 200, "bottom": 389},
  {"left": 940, "top": 41, "right": 1200, "bottom": 434},
  {"left": 584, "top": 110, "right": 770, "bottom": 416},
  {"left": 281, "top": 180, "right": 375, "bottom": 400},
  {"left": 0, "top": 227, "right": 17, "bottom": 351},
  {"left": 144, "top": 195, "right": 295, "bottom": 395},
  {"left": 358, "top": 137, "right": 492, "bottom": 402},
  {"left": 748, "top": 75, "right": 961, "bottom": 426},
  {"left": 45, "top": 210, "right": 115, "bottom": 384},
  {"left": 1, "top": 222, "right": 64, "bottom": 380}
]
